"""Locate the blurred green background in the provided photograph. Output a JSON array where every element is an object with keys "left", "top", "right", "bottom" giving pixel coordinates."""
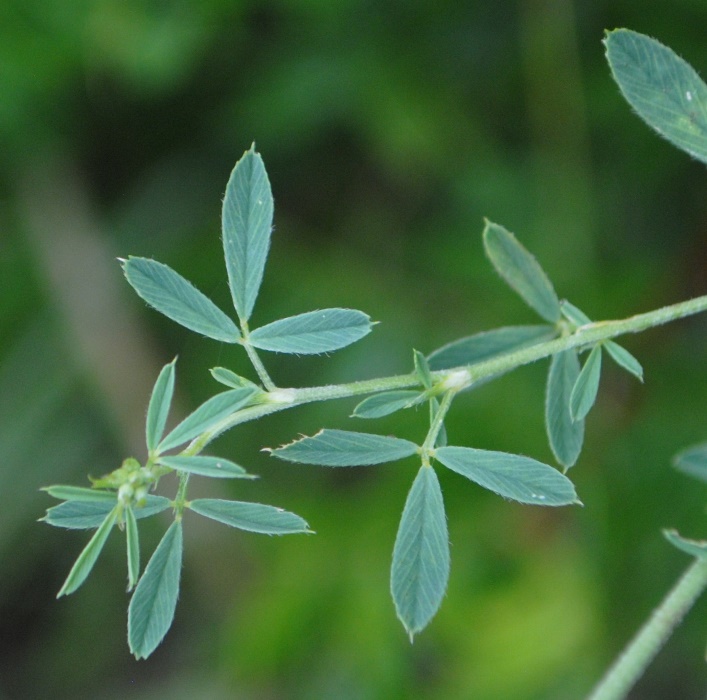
[{"left": 1, "top": 1, "right": 706, "bottom": 698}]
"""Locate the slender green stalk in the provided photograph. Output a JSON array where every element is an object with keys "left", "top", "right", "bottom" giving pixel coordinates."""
[
  {"left": 187, "top": 293, "right": 707, "bottom": 453},
  {"left": 421, "top": 390, "right": 455, "bottom": 456},
  {"left": 172, "top": 471, "right": 190, "bottom": 520},
  {"left": 239, "top": 321, "right": 276, "bottom": 391},
  {"left": 587, "top": 557, "right": 707, "bottom": 700}
]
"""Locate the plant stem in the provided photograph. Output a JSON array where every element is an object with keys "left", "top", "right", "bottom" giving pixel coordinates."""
[
  {"left": 239, "top": 321, "right": 277, "bottom": 391},
  {"left": 190, "top": 293, "right": 707, "bottom": 451},
  {"left": 172, "top": 471, "right": 190, "bottom": 520},
  {"left": 421, "top": 390, "right": 455, "bottom": 455},
  {"left": 587, "top": 556, "right": 707, "bottom": 700}
]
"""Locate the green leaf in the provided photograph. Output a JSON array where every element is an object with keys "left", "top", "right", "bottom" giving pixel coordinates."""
[
  {"left": 435, "top": 446, "right": 578, "bottom": 506},
  {"left": 57, "top": 506, "right": 119, "bottom": 597},
  {"left": 249, "top": 309, "right": 373, "bottom": 354},
  {"left": 604, "top": 340, "right": 644, "bottom": 382},
  {"left": 391, "top": 466, "right": 449, "bottom": 640},
  {"left": 189, "top": 498, "right": 311, "bottom": 535},
  {"left": 559, "top": 303, "right": 643, "bottom": 383},
  {"left": 605, "top": 29, "right": 707, "bottom": 165},
  {"left": 42, "top": 485, "right": 117, "bottom": 502},
  {"left": 270, "top": 429, "right": 419, "bottom": 466},
  {"left": 483, "top": 221, "right": 561, "bottom": 323},
  {"left": 569, "top": 344, "right": 603, "bottom": 422},
  {"left": 42, "top": 496, "right": 171, "bottom": 529},
  {"left": 158, "top": 387, "right": 256, "bottom": 452},
  {"left": 413, "top": 350, "right": 433, "bottom": 389},
  {"left": 428, "top": 325, "right": 556, "bottom": 371},
  {"left": 128, "top": 520, "right": 183, "bottom": 660},
  {"left": 352, "top": 391, "right": 425, "bottom": 419},
  {"left": 210, "top": 367, "right": 259, "bottom": 391},
  {"left": 126, "top": 506, "right": 140, "bottom": 592},
  {"left": 122, "top": 257, "right": 241, "bottom": 343},
  {"left": 546, "top": 349, "right": 584, "bottom": 469},
  {"left": 673, "top": 442, "right": 707, "bottom": 483},
  {"left": 146, "top": 359, "right": 176, "bottom": 452},
  {"left": 156, "top": 455, "right": 254, "bottom": 479},
  {"left": 222, "top": 146, "right": 274, "bottom": 322},
  {"left": 663, "top": 529, "right": 707, "bottom": 559},
  {"left": 560, "top": 300, "right": 592, "bottom": 327}
]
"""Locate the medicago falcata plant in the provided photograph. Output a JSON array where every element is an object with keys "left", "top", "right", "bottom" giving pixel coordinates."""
[{"left": 41, "top": 28, "right": 707, "bottom": 698}]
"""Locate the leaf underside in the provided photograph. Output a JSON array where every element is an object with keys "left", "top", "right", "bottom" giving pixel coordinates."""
[
  {"left": 435, "top": 446, "right": 578, "bottom": 506},
  {"left": 188, "top": 498, "right": 311, "bottom": 534},
  {"left": 270, "top": 429, "right": 419, "bottom": 466},
  {"left": 43, "top": 496, "right": 171, "bottom": 529},
  {"left": 128, "top": 520, "right": 183, "bottom": 660},
  {"left": 158, "top": 387, "right": 256, "bottom": 452},
  {"left": 391, "top": 466, "right": 450, "bottom": 640},
  {"left": 249, "top": 308, "right": 372, "bottom": 354},
  {"left": 428, "top": 325, "right": 557, "bottom": 371},
  {"left": 546, "top": 349, "right": 584, "bottom": 469},
  {"left": 605, "top": 29, "right": 707, "bottom": 164},
  {"left": 483, "top": 221, "right": 561, "bottom": 323},
  {"left": 222, "top": 146, "right": 274, "bottom": 322},
  {"left": 123, "top": 257, "right": 240, "bottom": 343}
]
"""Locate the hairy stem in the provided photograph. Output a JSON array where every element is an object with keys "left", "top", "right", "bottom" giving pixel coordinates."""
[
  {"left": 421, "top": 390, "right": 455, "bottom": 456},
  {"left": 239, "top": 321, "right": 276, "bottom": 391},
  {"left": 587, "top": 557, "right": 707, "bottom": 700},
  {"left": 188, "top": 293, "right": 707, "bottom": 452}
]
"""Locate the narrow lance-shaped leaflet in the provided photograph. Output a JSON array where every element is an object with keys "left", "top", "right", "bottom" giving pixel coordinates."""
[
  {"left": 546, "top": 349, "right": 584, "bottom": 469},
  {"left": 249, "top": 309, "right": 373, "bottom": 354},
  {"left": 122, "top": 258, "right": 241, "bottom": 343},
  {"left": 269, "top": 429, "right": 419, "bottom": 466},
  {"left": 188, "top": 499, "right": 311, "bottom": 535},
  {"left": 128, "top": 520, "right": 183, "bottom": 660},
  {"left": 146, "top": 359, "right": 176, "bottom": 452},
  {"left": 483, "top": 220, "right": 561, "bottom": 323},
  {"left": 222, "top": 145, "right": 274, "bottom": 323},
  {"left": 391, "top": 465, "right": 450, "bottom": 640}
]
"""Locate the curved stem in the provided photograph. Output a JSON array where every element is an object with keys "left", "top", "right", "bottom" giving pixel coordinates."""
[
  {"left": 587, "top": 556, "right": 707, "bottom": 700},
  {"left": 185, "top": 293, "right": 707, "bottom": 453}
]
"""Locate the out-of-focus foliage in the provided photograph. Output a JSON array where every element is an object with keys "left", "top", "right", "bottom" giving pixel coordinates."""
[{"left": 1, "top": 1, "right": 706, "bottom": 698}]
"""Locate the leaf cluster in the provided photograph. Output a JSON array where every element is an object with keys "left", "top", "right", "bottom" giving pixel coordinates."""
[{"left": 41, "top": 30, "right": 707, "bottom": 662}]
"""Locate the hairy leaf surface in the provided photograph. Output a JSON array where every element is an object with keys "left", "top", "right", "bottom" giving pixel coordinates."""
[
  {"left": 249, "top": 308, "right": 372, "bottom": 354},
  {"left": 569, "top": 344, "right": 602, "bottom": 422},
  {"left": 270, "top": 429, "right": 418, "bottom": 466},
  {"left": 483, "top": 221, "right": 561, "bottom": 322},
  {"left": 146, "top": 359, "right": 176, "bottom": 452},
  {"left": 435, "top": 446, "right": 578, "bottom": 506},
  {"left": 605, "top": 29, "right": 707, "bottom": 164},
  {"left": 156, "top": 455, "right": 254, "bottom": 479},
  {"left": 43, "top": 496, "right": 171, "bottom": 529},
  {"left": 128, "top": 521, "right": 183, "bottom": 660},
  {"left": 189, "top": 499, "right": 311, "bottom": 534},
  {"left": 352, "top": 391, "right": 424, "bottom": 419},
  {"left": 546, "top": 349, "right": 584, "bottom": 469},
  {"left": 222, "top": 146, "right": 274, "bottom": 322},
  {"left": 428, "top": 325, "right": 556, "bottom": 371},
  {"left": 123, "top": 257, "right": 240, "bottom": 342},
  {"left": 158, "top": 387, "right": 256, "bottom": 452},
  {"left": 57, "top": 506, "right": 119, "bottom": 596},
  {"left": 391, "top": 466, "right": 449, "bottom": 640}
]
